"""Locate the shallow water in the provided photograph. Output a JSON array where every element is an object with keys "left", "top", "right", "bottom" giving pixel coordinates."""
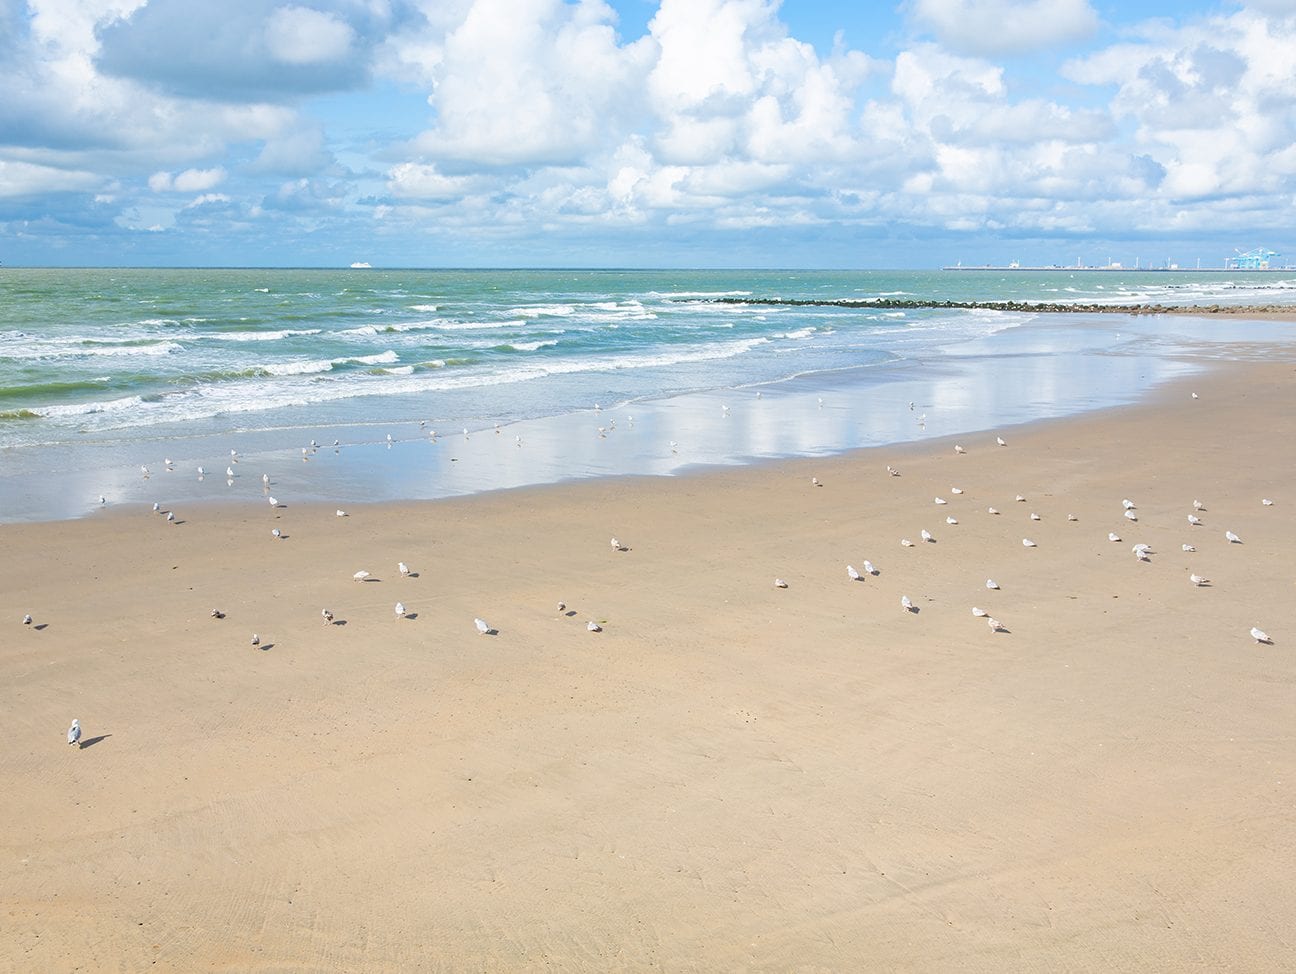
[{"left": 2, "top": 268, "right": 1294, "bottom": 522}]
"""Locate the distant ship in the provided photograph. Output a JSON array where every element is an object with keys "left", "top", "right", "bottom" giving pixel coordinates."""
[{"left": 349, "top": 261, "right": 372, "bottom": 269}]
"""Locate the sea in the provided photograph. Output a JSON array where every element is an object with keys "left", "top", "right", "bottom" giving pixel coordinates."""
[{"left": 2, "top": 267, "right": 1295, "bottom": 522}]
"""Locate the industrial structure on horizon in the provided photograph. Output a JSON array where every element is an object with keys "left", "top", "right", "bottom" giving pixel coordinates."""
[{"left": 944, "top": 247, "right": 1288, "bottom": 272}]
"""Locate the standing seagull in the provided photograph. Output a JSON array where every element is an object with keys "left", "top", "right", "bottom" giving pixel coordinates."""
[
  {"left": 67, "top": 719, "right": 81, "bottom": 747},
  {"left": 394, "top": 602, "right": 406, "bottom": 620},
  {"left": 610, "top": 537, "right": 624, "bottom": 551},
  {"left": 1250, "top": 626, "right": 1272, "bottom": 644},
  {"left": 23, "top": 613, "right": 33, "bottom": 625},
  {"left": 271, "top": 527, "right": 282, "bottom": 540},
  {"left": 847, "top": 565, "right": 862, "bottom": 581},
  {"left": 474, "top": 617, "right": 491, "bottom": 635},
  {"left": 900, "top": 595, "right": 915, "bottom": 611},
  {"left": 399, "top": 562, "right": 411, "bottom": 576},
  {"left": 1226, "top": 531, "right": 1242, "bottom": 544},
  {"left": 251, "top": 633, "right": 260, "bottom": 647},
  {"left": 322, "top": 609, "right": 334, "bottom": 625},
  {"left": 587, "top": 620, "right": 602, "bottom": 632}
]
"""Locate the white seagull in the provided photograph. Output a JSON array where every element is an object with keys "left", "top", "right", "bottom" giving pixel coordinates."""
[
  {"left": 1108, "top": 532, "right": 1121, "bottom": 542},
  {"left": 1187, "top": 514, "right": 1202, "bottom": 526},
  {"left": 1015, "top": 494, "right": 1026, "bottom": 503},
  {"left": 353, "top": 570, "right": 371, "bottom": 581},
  {"left": 1262, "top": 498, "right": 1275, "bottom": 506},
  {"left": 587, "top": 620, "right": 602, "bottom": 632},
  {"left": 1193, "top": 499, "right": 1205, "bottom": 511},
  {"left": 210, "top": 609, "right": 223, "bottom": 619},
  {"left": 971, "top": 607, "right": 988, "bottom": 617},
  {"left": 921, "top": 529, "right": 934, "bottom": 542},
  {"left": 474, "top": 617, "right": 490, "bottom": 635},
  {"left": 996, "top": 436, "right": 1007, "bottom": 446},
  {"left": 987, "top": 617, "right": 1003, "bottom": 633},
  {"left": 226, "top": 466, "right": 235, "bottom": 478},
  {"left": 900, "top": 538, "right": 914, "bottom": 547},
  {"left": 394, "top": 602, "right": 405, "bottom": 619},
  {"left": 1182, "top": 544, "right": 1196, "bottom": 552},
  {"left": 1226, "top": 531, "right": 1242, "bottom": 544},
  {"left": 934, "top": 497, "right": 947, "bottom": 505},
  {"left": 398, "top": 562, "right": 411, "bottom": 576},
  {"left": 336, "top": 509, "right": 348, "bottom": 517},
  {"left": 863, "top": 560, "right": 877, "bottom": 575},
  {"left": 557, "top": 601, "right": 567, "bottom": 612},
  {"left": 322, "top": 609, "right": 334, "bottom": 625},
  {"left": 23, "top": 613, "right": 33, "bottom": 625},
  {"left": 271, "top": 527, "right": 282, "bottom": 540},
  {"left": 1022, "top": 538, "right": 1037, "bottom": 547},
  {"left": 1122, "top": 499, "right": 1136, "bottom": 510},
  {"left": 1067, "top": 514, "right": 1078, "bottom": 521},
  {"left": 611, "top": 537, "right": 624, "bottom": 551},
  {"left": 268, "top": 496, "right": 278, "bottom": 507},
  {"left": 812, "top": 477, "right": 822, "bottom": 487},
  {"left": 251, "top": 634, "right": 260, "bottom": 646},
  {"left": 67, "top": 719, "right": 80, "bottom": 747},
  {"left": 1250, "top": 626, "right": 1271, "bottom": 644},
  {"left": 950, "top": 487, "right": 963, "bottom": 494},
  {"left": 900, "top": 595, "right": 914, "bottom": 611},
  {"left": 1030, "top": 512, "right": 1041, "bottom": 521},
  {"left": 954, "top": 444, "right": 966, "bottom": 454},
  {"left": 773, "top": 578, "right": 788, "bottom": 588},
  {"left": 847, "top": 565, "right": 862, "bottom": 581},
  {"left": 987, "top": 507, "right": 1000, "bottom": 515},
  {"left": 986, "top": 579, "right": 999, "bottom": 590},
  {"left": 166, "top": 511, "right": 175, "bottom": 523},
  {"left": 887, "top": 465, "right": 900, "bottom": 477},
  {"left": 1123, "top": 509, "right": 1138, "bottom": 522},
  {"left": 946, "top": 516, "right": 958, "bottom": 525},
  {"left": 1189, "top": 574, "right": 1209, "bottom": 586}
]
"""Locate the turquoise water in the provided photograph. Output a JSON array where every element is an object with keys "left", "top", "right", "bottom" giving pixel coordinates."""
[{"left": 2, "top": 267, "right": 1294, "bottom": 521}]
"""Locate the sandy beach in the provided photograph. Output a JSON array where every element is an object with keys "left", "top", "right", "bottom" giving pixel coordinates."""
[{"left": 3, "top": 352, "right": 1295, "bottom": 971}]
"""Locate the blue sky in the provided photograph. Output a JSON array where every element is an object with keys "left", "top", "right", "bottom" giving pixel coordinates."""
[{"left": 1, "top": 0, "right": 1293, "bottom": 268}]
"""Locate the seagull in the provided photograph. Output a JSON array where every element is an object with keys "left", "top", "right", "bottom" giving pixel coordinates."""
[
  {"left": 1022, "top": 538, "right": 1037, "bottom": 547},
  {"left": 474, "top": 617, "right": 490, "bottom": 635},
  {"left": 141, "top": 465, "right": 150, "bottom": 478},
  {"left": 1123, "top": 510, "right": 1138, "bottom": 522},
  {"left": 900, "top": 538, "right": 914, "bottom": 547},
  {"left": 887, "top": 466, "right": 900, "bottom": 477},
  {"left": 945, "top": 516, "right": 958, "bottom": 525},
  {"left": 1193, "top": 499, "right": 1205, "bottom": 511},
  {"left": 1189, "top": 574, "right": 1209, "bottom": 586},
  {"left": 99, "top": 495, "right": 106, "bottom": 506},
  {"left": 1182, "top": 544, "right": 1196, "bottom": 551},
  {"left": 210, "top": 608, "right": 223, "bottom": 619},
  {"left": 165, "top": 458, "right": 174, "bottom": 467},
  {"left": 900, "top": 595, "right": 914, "bottom": 611},
  {"left": 336, "top": 510, "right": 348, "bottom": 517},
  {"left": 996, "top": 436, "right": 1007, "bottom": 446},
  {"left": 773, "top": 578, "right": 788, "bottom": 588},
  {"left": 954, "top": 444, "right": 966, "bottom": 454},
  {"left": 1108, "top": 532, "right": 1121, "bottom": 542},
  {"left": 353, "top": 570, "right": 371, "bottom": 581},
  {"left": 271, "top": 527, "right": 282, "bottom": 540},
  {"left": 67, "top": 719, "right": 80, "bottom": 747},
  {"left": 812, "top": 477, "right": 822, "bottom": 487},
  {"left": 847, "top": 565, "right": 862, "bottom": 581},
  {"left": 935, "top": 497, "right": 947, "bottom": 505},
  {"left": 1251, "top": 627, "right": 1271, "bottom": 644},
  {"left": 394, "top": 602, "right": 405, "bottom": 619},
  {"left": 1191, "top": 392, "right": 1199, "bottom": 399},
  {"left": 386, "top": 433, "right": 393, "bottom": 443},
  {"left": 863, "top": 561, "right": 877, "bottom": 575},
  {"left": 987, "top": 617, "right": 1003, "bottom": 633},
  {"left": 921, "top": 529, "right": 934, "bottom": 542},
  {"left": 268, "top": 496, "right": 278, "bottom": 507},
  {"left": 1187, "top": 514, "right": 1202, "bottom": 526},
  {"left": 251, "top": 634, "right": 260, "bottom": 647},
  {"left": 1015, "top": 494, "right": 1026, "bottom": 503},
  {"left": 1030, "top": 512, "right": 1041, "bottom": 521},
  {"left": 398, "top": 562, "right": 410, "bottom": 576},
  {"left": 197, "top": 467, "right": 204, "bottom": 476},
  {"left": 226, "top": 466, "right": 235, "bottom": 478},
  {"left": 1122, "top": 499, "right": 1136, "bottom": 510},
  {"left": 950, "top": 487, "right": 963, "bottom": 495},
  {"left": 987, "top": 507, "right": 1000, "bottom": 515},
  {"left": 166, "top": 511, "right": 175, "bottom": 523},
  {"left": 610, "top": 537, "right": 624, "bottom": 551},
  {"left": 986, "top": 579, "right": 999, "bottom": 590},
  {"left": 262, "top": 473, "right": 270, "bottom": 485},
  {"left": 587, "top": 620, "right": 602, "bottom": 632},
  {"left": 322, "top": 609, "right": 334, "bottom": 625},
  {"left": 1262, "top": 498, "right": 1275, "bottom": 506},
  {"left": 23, "top": 613, "right": 33, "bottom": 625},
  {"left": 971, "top": 607, "right": 988, "bottom": 617},
  {"left": 152, "top": 502, "right": 160, "bottom": 513},
  {"left": 1134, "top": 547, "right": 1150, "bottom": 562},
  {"left": 1067, "top": 514, "right": 1078, "bottom": 521},
  {"left": 1226, "top": 531, "right": 1242, "bottom": 543}
]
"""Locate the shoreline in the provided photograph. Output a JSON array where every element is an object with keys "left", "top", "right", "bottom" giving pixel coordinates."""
[
  {"left": 8, "top": 309, "right": 1296, "bottom": 525},
  {"left": 3, "top": 353, "right": 1295, "bottom": 969}
]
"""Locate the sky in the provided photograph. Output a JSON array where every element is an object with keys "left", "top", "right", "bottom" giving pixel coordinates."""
[{"left": 1, "top": 0, "right": 1295, "bottom": 268}]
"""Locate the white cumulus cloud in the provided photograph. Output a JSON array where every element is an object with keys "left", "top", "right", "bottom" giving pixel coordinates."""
[
  {"left": 906, "top": 0, "right": 1100, "bottom": 56},
  {"left": 265, "top": 5, "right": 356, "bottom": 66}
]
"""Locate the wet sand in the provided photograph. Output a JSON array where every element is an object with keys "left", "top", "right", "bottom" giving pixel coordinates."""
[{"left": 2, "top": 355, "right": 1295, "bottom": 971}]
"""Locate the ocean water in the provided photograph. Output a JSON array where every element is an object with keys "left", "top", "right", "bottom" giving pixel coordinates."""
[{"left": 2, "top": 267, "right": 1295, "bottom": 521}]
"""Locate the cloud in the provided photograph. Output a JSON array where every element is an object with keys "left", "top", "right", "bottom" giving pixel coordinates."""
[
  {"left": 905, "top": 0, "right": 1100, "bottom": 56},
  {"left": 149, "top": 167, "right": 227, "bottom": 193},
  {"left": 94, "top": 0, "right": 406, "bottom": 101}
]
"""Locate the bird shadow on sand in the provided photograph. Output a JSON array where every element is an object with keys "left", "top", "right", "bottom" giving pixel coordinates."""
[
  {"left": 404, "top": 572, "right": 421, "bottom": 579},
  {"left": 403, "top": 612, "right": 419, "bottom": 621},
  {"left": 330, "top": 619, "right": 348, "bottom": 627},
  {"left": 563, "top": 610, "right": 578, "bottom": 618},
  {"left": 360, "top": 577, "right": 382, "bottom": 583},
  {"left": 79, "top": 734, "right": 112, "bottom": 749},
  {"left": 905, "top": 606, "right": 921, "bottom": 614},
  {"left": 33, "top": 623, "right": 49, "bottom": 631},
  {"left": 259, "top": 643, "right": 275, "bottom": 651}
]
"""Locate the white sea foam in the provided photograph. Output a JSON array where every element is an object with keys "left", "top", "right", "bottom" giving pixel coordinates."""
[
  {"left": 201, "top": 328, "right": 322, "bottom": 342},
  {"left": 408, "top": 304, "right": 438, "bottom": 312},
  {"left": 263, "top": 350, "right": 400, "bottom": 376},
  {"left": 506, "top": 339, "right": 560, "bottom": 351}
]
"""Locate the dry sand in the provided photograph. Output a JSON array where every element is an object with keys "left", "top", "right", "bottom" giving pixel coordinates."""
[{"left": 2, "top": 356, "right": 1295, "bottom": 972}]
